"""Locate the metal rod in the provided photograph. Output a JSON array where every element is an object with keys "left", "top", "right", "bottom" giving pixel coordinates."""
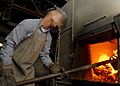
[
  {"left": 16, "top": 73, "right": 61, "bottom": 86},
  {"left": 16, "top": 59, "right": 117, "bottom": 86},
  {"left": 13, "top": 4, "right": 44, "bottom": 17},
  {"left": 65, "top": 59, "right": 117, "bottom": 74}
]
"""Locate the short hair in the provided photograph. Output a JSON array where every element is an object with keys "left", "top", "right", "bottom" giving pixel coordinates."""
[{"left": 47, "top": 7, "right": 67, "bottom": 28}]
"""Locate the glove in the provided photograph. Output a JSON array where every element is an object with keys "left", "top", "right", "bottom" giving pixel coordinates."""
[
  {"left": 49, "top": 63, "right": 67, "bottom": 80},
  {"left": 0, "top": 65, "right": 16, "bottom": 86},
  {"left": 49, "top": 63, "right": 65, "bottom": 74}
]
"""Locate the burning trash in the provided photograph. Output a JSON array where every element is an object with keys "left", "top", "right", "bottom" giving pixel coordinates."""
[{"left": 92, "top": 50, "right": 118, "bottom": 83}]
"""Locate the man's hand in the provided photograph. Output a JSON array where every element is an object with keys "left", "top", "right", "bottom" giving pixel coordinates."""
[
  {"left": 0, "top": 58, "right": 16, "bottom": 86},
  {"left": 0, "top": 65, "right": 16, "bottom": 86},
  {"left": 49, "top": 63, "right": 68, "bottom": 80},
  {"left": 49, "top": 63, "right": 64, "bottom": 74}
]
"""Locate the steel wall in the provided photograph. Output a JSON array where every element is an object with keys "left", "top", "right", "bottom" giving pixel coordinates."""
[
  {"left": 74, "top": 0, "right": 120, "bottom": 35},
  {"left": 57, "top": 0, "right": 120, "bottom": 86}
]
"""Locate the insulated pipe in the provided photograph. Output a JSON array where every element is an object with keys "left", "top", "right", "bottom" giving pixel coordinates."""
[{"left": 16, "top": 59, "right": 117, "bottom": 86}]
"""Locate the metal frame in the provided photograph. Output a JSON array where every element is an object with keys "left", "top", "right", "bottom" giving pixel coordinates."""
[{"left": 114, "top": 14, "right": 120, "bottom": 83}]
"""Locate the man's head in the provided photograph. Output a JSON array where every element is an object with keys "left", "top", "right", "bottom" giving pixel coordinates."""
[{"left": 41, "top": 7, "right": 67, "bottom": 30}]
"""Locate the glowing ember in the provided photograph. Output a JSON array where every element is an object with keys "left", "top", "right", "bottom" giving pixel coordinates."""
[{"left": 92, "top": 50, "right": 118, "bottom": 83}]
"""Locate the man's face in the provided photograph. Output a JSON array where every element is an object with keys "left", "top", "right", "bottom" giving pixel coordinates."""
[
  {"left": 42, "top": 11, "right": 63, "bottom": 30},
  {"left": 51, "top": 17, "right": 62, "bottom": 29}
]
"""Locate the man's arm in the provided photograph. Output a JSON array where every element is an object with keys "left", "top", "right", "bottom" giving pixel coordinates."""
[
  {"left": 40, "top": 32, "right": 54, "bottom": 68},
  {"left": 40, "top": 32, "right": 65, "bottom": 75},
  {"left": 0, "top": 19, "right": 30, "bottom": 86},
  {"left": 0, "top": 19, "right": 30, "bottom": 65}
]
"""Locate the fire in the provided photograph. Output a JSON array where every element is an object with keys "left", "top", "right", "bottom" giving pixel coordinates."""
[{"left": 92, "top": 50, "right": 118, "bottom": 83}]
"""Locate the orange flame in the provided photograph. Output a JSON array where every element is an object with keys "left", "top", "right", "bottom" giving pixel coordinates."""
[{"left": 92, "top": 50, "right": 118, "bottom": 83}]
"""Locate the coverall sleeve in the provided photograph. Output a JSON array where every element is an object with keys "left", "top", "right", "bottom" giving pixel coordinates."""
[
  {"left": 40, "top": 32, "right": 54, "bottom": 68},
  {"left": 0, "top": 19, "right": 31, "bottom": 65}
]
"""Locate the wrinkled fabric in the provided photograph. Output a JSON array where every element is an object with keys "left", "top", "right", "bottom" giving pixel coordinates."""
[
  {"left": 0, "top": 19, "right": 55, "bottom": 86},
  {"left": 12, "top": 31, "right": 46, "bottom": 84},
  {"left": 0, "top": 19, "right": 53, "bottom": 68}
]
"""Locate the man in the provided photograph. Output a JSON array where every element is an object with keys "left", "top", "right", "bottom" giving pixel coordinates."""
[{"left": 0, "top": 7, "right": 67, "bottom": 86}]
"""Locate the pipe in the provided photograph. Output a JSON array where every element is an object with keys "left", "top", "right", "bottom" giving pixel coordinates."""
[
  {"left": 72, "top": 0, "right": 74, "bottom": 43},
  {"left": 13, "top": 4, "right": 44, "bottom": 17},
  {"left": 16, "top": 59, "right": 117, "bottom": 86}
]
